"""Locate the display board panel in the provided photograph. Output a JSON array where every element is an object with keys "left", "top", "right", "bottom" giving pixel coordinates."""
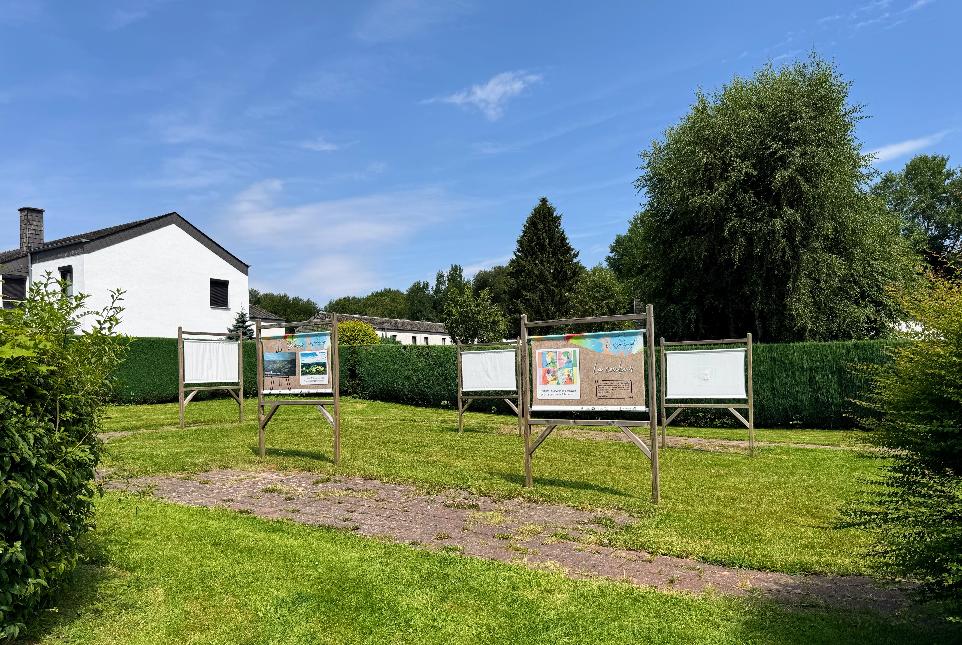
[
  {"left": 665, "top": 348, "right": 746, "bottom": 399},
  {"left": 461, "top": 350, "right": 517, "bottom": 392},
  {"left": 262, "top": 331, "right": 331, "bottom": 394},
  {"left": 529, "top": 329, "right": 647, "bottom": 411},
  {"left": 184, "top": 339, "right": 239, "bottom": 384}
]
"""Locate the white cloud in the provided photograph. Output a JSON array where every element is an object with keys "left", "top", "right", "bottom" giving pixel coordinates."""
[
  {"left": 463, "top": 255, "right": 510, "bottom": 277},
  {"left": 299, "top": 136, "right": 349, "bottom": 152},
  {"left": 355, "top": 0, "right": 471, "bottom": 43},
  {"left": 226, "top": 179, "right": 478, "bottom": 299},
  {"left": 105, "top": 0, "right": 172, "bottom": 30},
  {"left": 869, "top": 130, "right": 952, "bottom": 163},
  {"left": 430, "top": 71, "right": 542, "bottom": 121}
]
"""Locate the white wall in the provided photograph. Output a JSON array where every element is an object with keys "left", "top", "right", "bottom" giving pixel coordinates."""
[
  {"left": 31, "top": 223, "right": 248, "bottom": 338},
  {"left": 380, "top": 330, "right": 451, "bottom": 346}
]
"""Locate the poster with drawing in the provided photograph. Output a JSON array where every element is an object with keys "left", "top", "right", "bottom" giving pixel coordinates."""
[
  {"left": 529, "top": 329, "right": 648, "bottom": 411},
  {"left": 262, "top": 331, "right": 332, "bottom": 393},
  {"left": 536, "top": 348, "right": 580, "bottom": 399}
]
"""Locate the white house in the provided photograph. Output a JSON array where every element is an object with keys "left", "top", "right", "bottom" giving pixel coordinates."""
[{"left": 0, "top": 206, "right": 249, "bottom": 338}]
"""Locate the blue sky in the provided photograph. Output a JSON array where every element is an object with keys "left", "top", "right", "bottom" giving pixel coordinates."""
[{"left": 1, "top": 0, "right": 958, "bottom": 302}]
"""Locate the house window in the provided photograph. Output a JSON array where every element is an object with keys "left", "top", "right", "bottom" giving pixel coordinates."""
[
  {"left": 441, "top": 337, "right": 446, "bottom": 345},
  {"left": 58, "top": 265, "right": 73, "bottom": 297},
  {"left": 411, "top": 335, "right": 417, "bottom": 345},
  {"left": 424, "top": 336, "right": 429, "bottom": 345},
  {"left": 390, "top": 334, "right": 397, "bottom": 342},
  {"left": 1, "top": 275, "right": 26, "bottom": 309},
  {"left": 210, "top": 279, "right": 229, "bottom": 308}
]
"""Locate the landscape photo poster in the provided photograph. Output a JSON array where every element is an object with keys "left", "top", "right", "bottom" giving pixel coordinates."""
[
  {"left": 528, "top": 329, "right": 648, "bottom": 411},
  {"left": 261, "top": 331, "right": 332, "bottom": 393}
]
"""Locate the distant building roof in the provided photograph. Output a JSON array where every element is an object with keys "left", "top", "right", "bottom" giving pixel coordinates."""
[
  {"left": 0, "top": 212, "right": 248, "bottom": 275},
  {"left": 249, "top": 303, "right": 285, "bottom": 322},
  {"left": 311, "top": 311, "right": 447, "bottom": 334}
]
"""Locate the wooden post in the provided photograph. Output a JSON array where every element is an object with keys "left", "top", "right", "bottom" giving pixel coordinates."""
[
  {"left": 456, "top": 342, "right": 464, "bottom": 433},
  {"left": 646, "top": 305, "right": 660, "bottom": 504},
  {"left": 177, "top": 326, "right": 185, "bottom": 429},
  {"left": 256, "top": 321, "right": 266, "bottom": 458},
  {"left": 515, "top": 343, "right": 523, "bottom": 437},
  {"left": 520, "top": 315, "right": 533, "bottom": 488},
  {"left": 659, "top": 336, "right": 667, "bottom": 449},
  {"left": 332, "top": 313, "right": 341, "bottom": 466},
  {"left": 747, "top": 332, "right": 754, "bottom": 456},
  {"left": 237, "top": 332, "right": 245, "bottom": 423}
]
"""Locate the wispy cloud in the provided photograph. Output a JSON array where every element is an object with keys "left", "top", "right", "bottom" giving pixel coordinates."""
[
  {"left": 137, "top": 148, "right": 250, "bottom": 190},
  {"left": 355, "top": 0, "right": 471, "bottom": 43},
  {"left": 869, "top": 130, "right": 952, "bottom": 163},
  {"left": 428, "top": 71, "right": 542, "bottom": 121},
  {"left": 463, "top": 255, "right": 510, "bottom": 277},
  {"left": 299, "top": 136, "right": 353, "bottom": 152},
  {"left": 105, "top": 0, "right": 172, "bottom": 30},
  {"left": 226, "top": 179, "right": 478, "bottom": 299}
]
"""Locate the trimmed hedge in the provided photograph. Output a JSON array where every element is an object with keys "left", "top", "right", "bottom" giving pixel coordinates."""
[{"left": 111, "top": 337, "right": 889, "bottom": 428}]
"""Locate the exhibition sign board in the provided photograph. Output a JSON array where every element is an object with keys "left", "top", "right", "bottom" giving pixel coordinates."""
[
  {"left": 183, "top": 339, "right": 240, "bottom": 384},
  {"left": 528, "top": 329, "right": 648, "bottom": 411},
  {"left": 460, "top": 349, "right": 517, "bottom": 392},
  {"left": 261, "top": 331, "right": 332, "bottom": 394},
  {"left": 665, "top": 348, "right": 747, "bottom": 399}
]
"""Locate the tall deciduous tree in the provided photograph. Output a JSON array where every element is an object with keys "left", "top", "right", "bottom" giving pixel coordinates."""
[
  {"left": 609, "top": 56, "right": 912, "bottom": 342},
  {"left": 405, "top": 280, "right": 437, "bottom": 321},
  {"left": 472, "top": 264, "right": 513, "bottom": 315},
  {"left": 508, "top": 197, "right": 583, "bottom": 327},
  {"left": 326, "top": 288, "right": 407, "bottom": 319},
  {"left": 872, "top": 154, "right": 962, "bottom": 276},
  {"left": 440, "top": 283, "right": 506, "bottom": 344}
]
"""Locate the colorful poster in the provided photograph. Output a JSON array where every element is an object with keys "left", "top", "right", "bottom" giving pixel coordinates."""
[
  {"left": 262, "top": 331, "right": 332, "bottom": 393},
  {"left": 299, "top": 350, "right": 329, "bottom": 385},
  {"left": 529, "top": 329, "right": 648, "bottom": 411},
  {"left": 536, "top": 348, "right": 580, "bottom": 399}
]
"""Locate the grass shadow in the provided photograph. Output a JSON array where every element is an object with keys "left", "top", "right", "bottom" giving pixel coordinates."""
[
  {"left": 16, "top": 535, "right": 115, "bottom": 643},
  {"left": 251, "top": 446, "right": 335, "bottom": 464},
  {"left": 492, "top": 470, "right": 632, "bottom": 497}
]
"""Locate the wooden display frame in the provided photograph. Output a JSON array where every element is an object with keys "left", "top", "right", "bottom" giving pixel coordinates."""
[
  {"left": 455, "top": 341, "right": 522, "bottom": 435},
  {"left": 520, "top": 307, "right": 661, "bottom": 504},
  {"left": 177, "top": 326, "right": 243, "bottom": 429},
  {"left": 659, "top": 335, "right": 754, "bottom": 453},
  {"left": 255, "top": 316, "right": 341, "bottom": 463}
]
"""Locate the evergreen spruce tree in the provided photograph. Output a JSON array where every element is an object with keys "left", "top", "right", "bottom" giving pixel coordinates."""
[
  {"left": 507, "top": 197, "right": 584, "bottom": 327},
  {"left": 228, "top": 309, "right": 254, "bottom": 340}
]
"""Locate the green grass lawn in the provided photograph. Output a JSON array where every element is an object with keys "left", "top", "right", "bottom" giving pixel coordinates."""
[
  {"left": 102, "top": 398, "right": 881, "bottom": 575},
  {"left": 22, "top": 494, "right": 953, "bottom": 645}
]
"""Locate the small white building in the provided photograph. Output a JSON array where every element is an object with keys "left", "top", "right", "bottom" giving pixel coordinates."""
[
  {"left": 0, "top": 206, "right": 249, "bottom": 338},
  {"left": 310, "top": 311, "right": 451, "bottom": 345}
]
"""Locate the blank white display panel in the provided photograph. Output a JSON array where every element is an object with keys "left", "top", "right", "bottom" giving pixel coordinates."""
[
  {"left": 665, "top": 349, "right": 746, "bottom": 399},
  {"left": 184, "top": 339, "right": 239, "bottom": 384},
  {"left": 461, "top": 350, "right": 517, "bottom": 392}
]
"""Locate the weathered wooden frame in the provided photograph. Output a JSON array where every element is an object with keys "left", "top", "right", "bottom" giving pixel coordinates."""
[
  {"left": 255, "top": 315, "right": 340, "bottom": 463},
  {"left": 177, "top": 326, "right": 244, "bottom": 429},
  {"left": 455, "top": 341, "right": 522, "bottom": 435},
  {"left": 659, "top": 335, "right": 754, "bottom": 454},
  {"left": 520, "top": 307, "right": 661, "bottom": 504}
]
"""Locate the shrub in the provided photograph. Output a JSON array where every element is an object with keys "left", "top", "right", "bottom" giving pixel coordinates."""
[
  {"left": 848, "top": 278, "right": 962, "bottom": 606},
  {"left": 336, "top": 320, "right": 380, "bottom": 346},
  {"left": 0, "top": 275, "right": 126, "bottom": 639}
]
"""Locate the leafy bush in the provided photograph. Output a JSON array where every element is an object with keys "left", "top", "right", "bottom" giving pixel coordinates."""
[
  {"left": 0, "top": 275, "right": 126, "bottom": 639},
  {"left": 849, "top": 278, "right": 962, "bottom": 606},
  {"left": 336, "top": 320, "right": 380, "bottom": 346}
]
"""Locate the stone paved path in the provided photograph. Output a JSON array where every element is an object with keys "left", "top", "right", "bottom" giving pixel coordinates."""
[{"left": 108, "top": 468, "right": 908, "bottom": 613}]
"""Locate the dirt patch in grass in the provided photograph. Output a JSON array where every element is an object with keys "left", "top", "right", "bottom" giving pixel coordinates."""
[{"left": 107, "top": 468, "right": 908, "bottom": 614}]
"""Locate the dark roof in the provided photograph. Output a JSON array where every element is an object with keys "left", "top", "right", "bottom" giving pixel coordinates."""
[
  {"left": 311, "top": 311, "right": 447, "bottom": 334},
  {"left": 0, "top": 212, "right": 248, "bottom": 274},
  {"left": 249, "top": 303, "right": 284, "bottom": 322}
]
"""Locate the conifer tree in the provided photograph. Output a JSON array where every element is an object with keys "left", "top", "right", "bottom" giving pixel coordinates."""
[
  {"left": 507, "top": 197, "right": 583, "bottom": 326},
  {"left": 227, "top": 309, "right": 254, "bottom": 340}
]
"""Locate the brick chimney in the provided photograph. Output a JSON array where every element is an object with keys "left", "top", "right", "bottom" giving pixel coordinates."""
[{"left": 19, "top": 206, "right": 44, "bottom": 250}]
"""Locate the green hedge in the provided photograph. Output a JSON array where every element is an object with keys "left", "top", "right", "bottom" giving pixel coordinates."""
[{"left": 111, "top": 337, "right": 890, "bottom": 428}]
